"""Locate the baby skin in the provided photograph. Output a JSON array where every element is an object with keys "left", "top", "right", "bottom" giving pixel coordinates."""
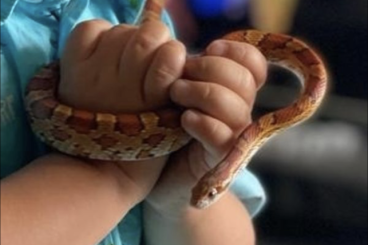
[{"left": 1, "top": 19, "right": 267, "bottom": 245}]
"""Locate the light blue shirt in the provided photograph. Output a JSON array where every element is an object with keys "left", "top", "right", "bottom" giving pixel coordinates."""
[{"left": 0, "top": 1, "right": 266, "bottom": 244}]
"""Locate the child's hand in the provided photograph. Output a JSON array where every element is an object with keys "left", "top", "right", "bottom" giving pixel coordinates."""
[
  {"left": 58, "top": 19, "right": 186, "bottom": 203},
  {"left": 60, "top": 19, "right": 186, "bottom": 113},
  {"left": 145, "top": 40, "right": 267, "bottom": 216}
]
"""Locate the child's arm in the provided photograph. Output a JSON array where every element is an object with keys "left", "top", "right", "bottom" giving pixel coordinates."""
[
  {"left": 1, "top": 153, "right": 165, "bottom": 245},
  {"left": 1, "top": 20, "right": 184, "bottom": 245},
  {"left": 143, "top": 40, "right": 268, "bottom": 245},
  {"left": 144, "top": 192, "right": 256, "bottom": 244}
]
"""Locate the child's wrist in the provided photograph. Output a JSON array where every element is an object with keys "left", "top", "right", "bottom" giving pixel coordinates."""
[
  {"left": 88, "top": 160, "right": 145, "bottom": 207},
  {"left": 144, "top": 199, "right": 193, "bottom": 221},
  {"left": 45, "top": 154, "right": 154, "bottom": 207},
  {"left": 97, "top": 158, "right": 167, "bottom": 206},
  {"left": 144, "top": 155, "right": 199, "bottom": 218}
]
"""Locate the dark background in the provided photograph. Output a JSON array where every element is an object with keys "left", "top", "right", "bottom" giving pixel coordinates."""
[{"left": 169, "top": 0, "right": 367, "bottom": 244}]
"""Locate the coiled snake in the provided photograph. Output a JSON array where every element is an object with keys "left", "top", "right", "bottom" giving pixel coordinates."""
[{"left": 25, "top": 0, "right": 328, "bottom": 209}]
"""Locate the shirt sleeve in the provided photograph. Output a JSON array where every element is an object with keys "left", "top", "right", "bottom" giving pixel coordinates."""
[{"left": 230, "top": 168, "right": 267, "bottom": 217}]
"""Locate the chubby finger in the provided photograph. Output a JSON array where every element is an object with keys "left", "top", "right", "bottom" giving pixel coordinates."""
[
  {"left": 63, "top": 19, "right": 113, "bottom": 62},
  {"left": 206, "top": 40, "right": 268, "bottom": 89},
  {"left": 93, "top": 24, "right": 137, "bottom": 70},
  {"left": 181, "top": 110, "right": 235, "bottom": 168},
  {"left": 185, "top": 56, "right": 257, "bottom": 106},
  {"left": 144, "top": 40, "right": 186, "bottom": 108},
  {"left": 170, "top": 79, "right": 252, "bottom": 132},
  {"left": 120, "top": 20, "right": 172, "bottom": 99}
]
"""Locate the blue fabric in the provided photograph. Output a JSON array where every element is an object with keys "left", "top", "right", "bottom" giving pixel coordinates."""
[{"left": 0, "top": 0, "right": 266, "bottom": 244}]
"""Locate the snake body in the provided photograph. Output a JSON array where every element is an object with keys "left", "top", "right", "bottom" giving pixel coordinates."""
[{"left": 25, "top": 0, "right": 328, "bottom": 209}]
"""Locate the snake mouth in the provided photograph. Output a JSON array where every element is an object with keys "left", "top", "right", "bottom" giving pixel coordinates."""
[{"left": 192, "top": 199, "right": 212, "bottom": 210}]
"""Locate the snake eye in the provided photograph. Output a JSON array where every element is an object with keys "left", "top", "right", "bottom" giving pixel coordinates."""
[{"left": 208, "top": 188, "right": 218, "bottom": 199}]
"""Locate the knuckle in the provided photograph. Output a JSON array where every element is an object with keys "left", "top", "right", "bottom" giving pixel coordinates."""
[
  {"left": 223, "top": 41, "right": 268, "bottom": 88},
  {"left": 75, "top": 19, "right": 111, "bottom": 32},
  {"left": 229, "top": 105, "right": 251, "bottom": 132},
  {"left": 135, "top": 21, "right": 171, "bottom": 50},
  {"left": 109, "top": 24, "right": 136, "bottom": 34},
  {"left": 238, "top": 68, "right": 256, "bottom": 92},
  {"left": 247, "top": 44, "right": 267, "bottom": 64},
  {"left": 199, "top": 83, "right": 214, "bottom": 101},
  {"left": 241, "top": 106, "right": 252, "bottom": 126},
  {"left": 148, "top": 20, "right": 171, "bottom": 38},
  {"left": 154, "top": 41, "right": 186, "bottom": 81},
  {"left": 240, "top": 105, "right": 252, "bottom": 127},
  {"left": 223, "top": 91, "right": 251, "bottom": 130},
  {"left": 234, "top": 41, "right": 267, "bottom": 68},
  {"left": 195, "top": 58, "right": 211, "bottom": 74},
  {"left": 154, "top": 65, "right": 177, "bottom": 83},
  {"left": 160, "top": 41, "right": 186, "bottom": 66},
  {"left": 134, "top": 32, "right": 157, "bottom": 51},
  {"left": 243, "top": 46, "right": 268, "bottom": 85},
  {"left": 207, "top": 119, "right": 222, "bottom": 140},
  {"left": 164, "top": 40, "right": 186, "bottom": 53},
  {"left": 230, "top": 100, "right": 249, "bottom": 129}
]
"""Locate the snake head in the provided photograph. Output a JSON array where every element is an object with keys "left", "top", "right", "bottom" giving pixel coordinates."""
[{"left": 191, "top": 181, "right": 230, "bottom": 209}]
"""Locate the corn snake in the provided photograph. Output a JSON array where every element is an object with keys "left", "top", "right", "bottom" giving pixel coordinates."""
[{"left": 25, "top": 0, "right": 328, "bottom": 209}]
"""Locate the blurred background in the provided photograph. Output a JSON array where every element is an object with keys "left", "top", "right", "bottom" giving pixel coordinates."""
[{"left": 167, "top": 0, "right": 367, "bottom": 244}]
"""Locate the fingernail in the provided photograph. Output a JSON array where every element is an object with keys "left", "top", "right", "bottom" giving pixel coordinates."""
[
  {"left": 185, "top": 109, "right": 200, "bottom": 122},
  {"left": 207, "top": 41, "right": 227, "bottom": 56},
  {"left": 175, "top": 79, "right": 189, "bottom": 90}
]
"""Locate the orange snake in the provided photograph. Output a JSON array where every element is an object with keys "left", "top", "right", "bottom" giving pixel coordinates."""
[{"left": 25, "top": 0, "right": 328, "bottom": 209}]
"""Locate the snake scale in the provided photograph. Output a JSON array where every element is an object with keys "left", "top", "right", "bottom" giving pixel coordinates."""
[{"left": 25, "top": 0, "right": 328, "bottom": 209}]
